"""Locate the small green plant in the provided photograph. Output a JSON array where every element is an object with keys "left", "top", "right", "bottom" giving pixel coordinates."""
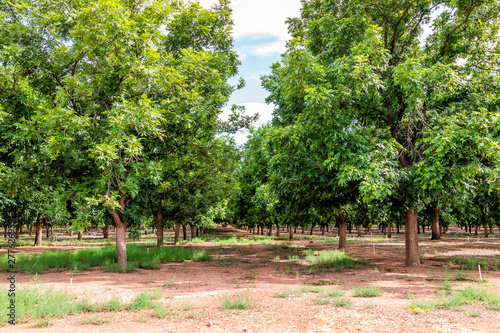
[
  {"left": 153, "top": 303, "right": 168, "bottom": 319},
  {"left": 273, "top": 255, "right": 280, "bottom": 261},
  {"left": 384, "top": 267, "right": 393, "bottom": 272},
  {"left": 273, "top": 290, "right": 290, "bottom": 298},
  {"left": 312, "top": 279, "right": 335, "bottom": 286},
  {"left": 365, "top": 304, "right": 376, "bottom": 309},
  {"left": 78, "top": 315, "right": 111, "bottom": 325},
  {"left": 128, "top": 290, "right": 161, "bottom": 311},
  {"left": 188, "top": 312, "right": 201, "bottom": 319},
  {"left": 405, "top": 305, "right": 429, "bottom": 314},
  {"left": 35, "top": 319, "right": 53, "bottom": 327},
  {"left": 287, "top": 254, "right": 300, "bottom": 261},
  {"left": 327, "top": 288, "right": 343, "bottom": 298},
  {"left": 332, "top": 298, "right": 351, "bottom": 307},
  {"left": 177, "top": 302, "right": 193, "bottom": 311},
  {"left": 352, "top": 286, "right": 381, "bottom": 297},
  {"left": 313, "top": 298, "right": 330, "bottom": 305},
  {"left": 245, "top": 272, "right": 257, "bottom": 280},
  {"left": 222, "top": 290, "right": 253, "bottom": 310},
  {"left": 468, "top": 310, "right": 482, "bottom": 317},
  {"left": 163, "top": 275, "right": 176, "bottom": 288},
  {"left": 454, "top": 269, "right": 467, "bottom": 281}
]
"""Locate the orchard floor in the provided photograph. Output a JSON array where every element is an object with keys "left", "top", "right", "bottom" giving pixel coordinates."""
[{"left": 1, "top": 226, "right": 500, "bottom": 333}]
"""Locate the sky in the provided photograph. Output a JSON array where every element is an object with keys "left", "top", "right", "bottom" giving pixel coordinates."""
[{"left": 197, "top": 0, "right": 303, "bottom": 145}]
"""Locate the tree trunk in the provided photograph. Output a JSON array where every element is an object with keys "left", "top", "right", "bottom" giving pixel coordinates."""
[
  {"left": 387, "top": 216, "right": 392, "bottom": 238},
  {"left": 46, "top": 224, "right": 50, "bottom": 238},
  {"left": 103, "top": 225, "right": 109, "bottom": 239},
  {"left": 268, "top": 225, "right": 272, "bottom": 236},
  {"left": 106, "top": 202, "right": 128, "bottom": 267},
  {"left": 337, "top": 214, "right": 347, "bottom": 250},
  {"left": 301, "top": 226, "right": 305, "bottom": 234},
  {"left": 365, "top": 224, "right": 371, "bottom": 234},
  {"left": 260, "top": 224, "right": 264, "bottom": 235},
  {"left": 404, "top": 208, "right": 420, "bottom": 267},
  {"left": 15, "top": 217, "right": 21, "bottom": 239},
  {"left": 191, "top": 224, "right": 195, "bottom": 238},
  {"left": 34, "top": 214, "right": 43, "bottom": 246},
  {"left": 397, "top": 225, "right": 400, "bottom": 233},
  {"left": 475, "top": 222, "right": 478, "bottom": 236},
  {"left": 289, "top": 225, "right": 294, "bottom": 240},
  {"left": 182, "top": 224, "right": 187, "bottom": 240},
  {"left": 276, "top": 223, "right": 280, "bottom": 237},
  {"left": 29, "top": 224, "right": 33, "bottom": 237},
  {"left": 196, "top": 227, "right": 199, "bottom": 237},
  {"left": 321, "top": 225, "right": 325, "bottom": 235},
  {"left": 483, "top": 209, "right": 488, "bottom": 238},
  {"left": 430, "top": 201, "right": 440, "bottom": 240},
  {"left": 310, "top": 225, "right": 314, "bottom": 235},
  {"left": 78, "top": 231, "right": 83, "bottom": 241},
  {"left": 3, "top": 225, "right": 7, "bottom": 238},
  {"left": 357, "top": 224, "right": 362, "bottom": 237},
  {"left": 174, "top": 223, "right": 180, "bottom": 245}
]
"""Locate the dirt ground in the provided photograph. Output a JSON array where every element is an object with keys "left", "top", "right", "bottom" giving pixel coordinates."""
[{"left": 1, "top": 225, "right": 500, "bottom": 333}]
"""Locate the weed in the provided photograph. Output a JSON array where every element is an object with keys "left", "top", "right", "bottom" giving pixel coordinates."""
[
  {"left": 188, "top": 312, "right": 201, "bottom": 319},
  {"left": 305, "top": 250, "right": 356, "bottom": 271},
  {"left": 384, "top": 267, "right": 393, "bottom": 272},
  {"left": 273, "top": 290, "right": 290, "bottom": 298},
  {"left": 313, "top": 298, "right": 330, "bottom": 305},
  {"left": 332, "top": 298, "right": 351, "bottom": 307},
  {"left": 327, "top": 288, "right": 343, "bottom": 298},
  {"left": 222, "top": 290, "right": 253, "bottom": 310},
  {"left": 153, "top": 303, "right": 168, "bottom": 319},
  {"left": 78, "top": 315, "right": 111, "bottom": 325},
  {"left": 273, "top": 255, "right": 280, "bottom": 261},
  {"left": 352, "top": 286, "right": 381, "bottom": 297},
  {"left": 163, "top": 275, "right": 176, "bottom": 288},
  {"left": 365, "top": 304, "right": 376, "bottom": 309}
]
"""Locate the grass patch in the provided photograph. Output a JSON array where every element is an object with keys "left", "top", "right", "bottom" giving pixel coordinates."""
[
  {"left": 273, "top": 290, "right": 290, "bottom": 298},
  {"left": 127, "top": 289, "right": 162, "bottom": 311},
  {"left": 0, "top": 245, "right": 211, "bottom": 274},
  {"left": 327, "top": 288, "right": 343, "bottom": 298},
  {"left": 332, "top": 298, "right": 351, "bottom": 307},
  {"left": 304, "top": 249, "right": 356, "bottom": 271},
  {"left": 313, "top": 298, "right": 330, "bottom": 305},
  {"left": 352, "top": 286, "right": 381, "bottom": 297},
  {"left": 222, "top": 290, "right": 253, "bottom": 310},
  {"left": 410, "top": 285, "right": 500, "bottom": 313},
  {"left": 163, "top": 275, "right": 176, "bottom": 288}
]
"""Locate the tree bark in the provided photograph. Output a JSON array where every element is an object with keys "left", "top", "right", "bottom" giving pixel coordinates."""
[
  {"left": 404, "top": 208, "right": 420, "bottom": 267},
  {"left": 275, "top": 223, "right": 280, "bottom": 237},
  {"left": 182, "top": 224, "right": 187, "bottom": 240},
  {"left": 261, "top": 224, "right": 264, "bottom": 235},
  {"left": 29, "top": 224, "right": 33, "bottom": 237},
  {"left": 336, "top": 213, "right": 347, "bottom": 250},
  {"left": 34, "top": 214, "right": 43, "bottom": 246},
  {"left": 174, "top": 223, "right": 180, "bottom": 244},
  {"left": 106, "top": 199, "right": 128, "bottom": 267},
  {"left": 387, "top": 216, "right": 392, "bottom": 238},
  {"left": 483, "top": 208, "right": 488, "bottom": 238},
  {"left": 153, "top": 208, "right": 163, "bottom": 247},
  {"left": 191, "top": 224, "right": 195, "bottom": 238},
  {"left": 430, "top": 201, "right": 440, "bottom": 240},
  {"left": 268, "top": 225, "right": 272, "bottom": 236},
  {"left": 357, "top": 224, "right": 362, "bottom": 237},
  {"left": 475, "top": 222, "right": 478, "bottom": 236},
  {"left": 310, "top": 225, "right": 314, "bottom": 235},
  {"left": 15, "top": 217, "right": 21, "bottom": 239},
  {"left": 289, "top": 225, "right": 294, "bottom": 239},
  {"left": 78, "top": 231, "right": 83, "bottom": 241},
  {"left": 103, "top": 225, "right": 109, "bottom": 239}
]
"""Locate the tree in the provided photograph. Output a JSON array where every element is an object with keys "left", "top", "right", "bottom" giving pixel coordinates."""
[
  {"left": 271, "top": 0, "right": 500, "bottom": 266},
  {"left": 1, "top": 0, "right": 241, "bottom": 266}
]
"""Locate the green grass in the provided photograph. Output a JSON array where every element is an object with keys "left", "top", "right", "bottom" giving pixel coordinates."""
[
  {"left": 448, "top": 257, "right": 499, "bottom": 271},
  {"left": 0, "top": 244, "right": 211, "bottom": 274},
  {"left": 163, "top": 275, "right": 176, "bottom": 288},
  {"left": 222, "top": 290, "right": 253, "bottom": 310},
  {"left": 0, "top": 284, "right": 127, "bottom": 326},
  {"left": 313, "top": 298, "right": 330, "bottom": 305},
  {"left": 332, "top": 298, "right": 351, "bottom": 307},
  {"left": 327, "top": 288, "right": 343, "bottom": 298},
  {"left": 352, "top": 286, "right": 381, "bottom": 297},
  {"left": 273, "top": 290, "right": 290, "bottom": 298},
  {"left": 304, "top": 249, "right": 357, "bottom": 271},
  {"left": 410, "top": 285, "right": 500, "bottom": 313},
  {"left": 127, "top": 289, "right": 162, "bottom": 311}
]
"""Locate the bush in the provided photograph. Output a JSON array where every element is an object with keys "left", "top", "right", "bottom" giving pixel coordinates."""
[
  {"left": 222, "top": 290, "right": 253, "bottom": 310},
  {"left": 305, "top": 250, "right": 356, "bottom": 270}
]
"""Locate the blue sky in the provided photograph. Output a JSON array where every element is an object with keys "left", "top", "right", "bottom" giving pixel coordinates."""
[{"left": 198, "top": 0, "right": 303, "bottom": 144}]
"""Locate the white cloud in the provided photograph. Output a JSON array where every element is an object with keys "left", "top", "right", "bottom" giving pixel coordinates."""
[
  {"left": 196, "top": 0, "right": 302, "bottom": 42},
  {"left": 247, "top": 40, "right": 287, "bottom": 57}
]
